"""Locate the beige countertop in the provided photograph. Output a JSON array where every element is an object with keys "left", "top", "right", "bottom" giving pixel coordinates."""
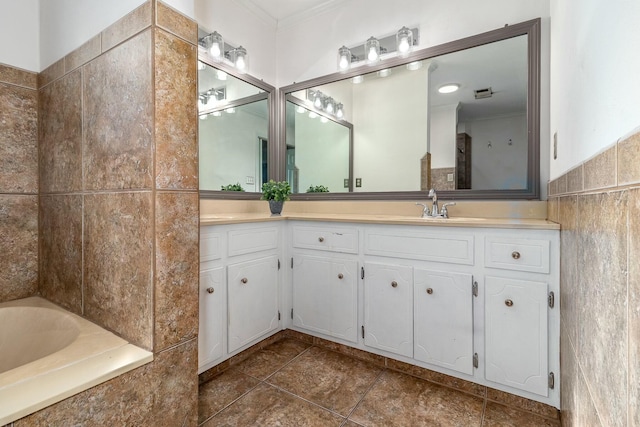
[{"left": 200, "top": 212, "right": 559, "bottom": 230}]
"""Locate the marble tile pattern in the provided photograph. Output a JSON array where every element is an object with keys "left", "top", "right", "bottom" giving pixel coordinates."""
[
  {"left": 0, "top": 195, "right": 38, "bottom": 302},
  {"left": 0, "top": 63, "right": 37, "bottom": 89},
  {"left": 38, "top": 58, "right": 64, "bottom": 88},
  {"left": 38, "top": 69, "right": 83, "bottom": 193},
  {"left": 154, "top": 28, "right": 198, "bottom": 190},
  {"left": 483, "top": 401, "right": 561, "bottom": 427},
  {"left": 233, "top": 338, "right": 310, "bottom": 380},
  {"left": 15, "top": 339, "right": 197, "bottom": 426},
  {"left": 198, "top": 368, "right": 260, "bottom": 424},
  {"left": 431, "top": 167, "right": 456, "bottom": 191},
  {"left": 64, "top": 34, "right": 101, "bottom": 73},
  {"left": 550, "top": 132, "right": 640, "bottom": 427},
  {"left": 0, "top": 81, "right": 38, "bottom": 193},
  {"left": 83, "top": 192, "right": 153, "bottom": 350},
  {"left": 83, "top": 29, "right": 153, "bottom": 191},
  {"left": 156, "top": 0, "right": 198, "bottom": 44},
  {"left": 39, "top": 195, "right": 83, "bottom": 314},
  {"left": 101, "top": 1, "right": 152, "bottom": 52},
  {"left": 154, "top": 191, "right": 199, "bottom": 351}
]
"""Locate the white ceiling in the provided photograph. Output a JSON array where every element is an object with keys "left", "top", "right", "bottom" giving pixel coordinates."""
[{"left": 240, "top": 0, "right": 342, "bottom": 27}]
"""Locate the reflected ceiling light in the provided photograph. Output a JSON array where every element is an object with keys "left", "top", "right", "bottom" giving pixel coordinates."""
[
  {"left": 377, "top": 69, "right": 391, "bottom": 77},
  {"left": 212, "top": 111, "right": 222, "bottom": 117},
  {"left": 216, "top": 70, "right": 227, "bottom": 80},
  {"left": 308, "top": 112, "right": 318, "bottom": 119},
  {"left": 320, "top": 117, "right": 329, "bottom": 123},
  {"left": 438, "top": 83, "right": 460, "bottom": 94},
  {"left": 365, "top": 36, "right": 381, "bottom": 63},
  {"left": 337, "top": 46, "right": 352, "bottom": 71},
  {"left": 352, "top": 75, "right": 364, "bottom": 84},
  {"left": 199, "top": 114, "right": 208, "bottom": 120},
  {"left": 324, "top": 97, "right": 335, "bottom": 114},
  {"left": 225, "top": 107, "right": 236, "bottom": 113},
  {"left": 396, "top": 27, "right": 414, "bottom": 56},
  {"left": 406, "top": 61, "right": 423, "bottom": 71},
  {"left": 295, "top": 105, "right": 306, "bottom": 114}
]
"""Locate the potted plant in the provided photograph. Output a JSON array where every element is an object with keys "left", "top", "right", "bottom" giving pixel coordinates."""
[
  {"left": 306, "top": 185, "right": 329, "bottom": 193},
  {"left": 261, "top": 180, "right": 291, "bottom": 215},
  {"left": 221, "top": 183, "right": 245, "bottom": 191}
]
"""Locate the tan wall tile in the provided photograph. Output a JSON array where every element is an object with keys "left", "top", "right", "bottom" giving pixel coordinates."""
[
  {"left": 39, "top": 69, "right": 83, "bottom": 193},
  {"left": 0, "top": 82, "right": 38, "bottom": 193},
  {"left": 101, "top": 1, "right": 152, "bottom": 52},
  {"left": 617, "top": 132, "right": 640, "bottom": 186},
  {"left": 576, "top": 369, "right": 602, "bottom": 426},
  {"left": 84, "top": 192, "right": 153, "bottom": 350},
  {"left": 560, "top": 320, "right": 578, "bottom": 426},
  {"left": 156, "top": 1, "right": 198, "bottom": 44},
  {"left": 576, "top": 191, "right": 627, "bottom": 426},
  {"left": 549, "top": 178, "right": 558, "bottom": 196},
  {"left": 0, "top": 63, "right": 37, "bottom": 89},
  {"left": 556, "top": 173, "right": 567, "bottom": 194},
  {"left": 547, "top": 196, "right": 558, "bottom": 222},
  {"left": 486, "top": 387, "right": 560, "bottom": 420},
  {"left": 38, "top": 58, "right": 64, "bottom": 88},
  {"left": 0, "top": 195, "right": 38, "bottom": 302},
  {"left": 566, "top": 165, "right": 583, "bottom": 193},
  {"left": 39, "top": 195, "right": 83, "bottom": 314},
  {"left": 83, "top": 30, "right": 153, "bottom": 191},
  {"left": 583, "top": 146, "right": 617, "bottom": 190},
  {"left": 430, "top": 167, "right": 455, "bottom": 191},
  {"left": 64, "top": 34, "right": 101, "bottom": 73},
  {"left": 154, "top": 191, "right": 199, "bottom": 351},
  {"left": 629, "top": 188, "right": 640, "bottom": 425},
  {"left": 154, "top": 29, "right": 198, "bottom": 190},
  {"left": 558, "top": 195, "right": 579, "bottom": 346}
]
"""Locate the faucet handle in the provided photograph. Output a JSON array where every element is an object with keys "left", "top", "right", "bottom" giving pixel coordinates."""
[
  {"left": 415, "top": 202, "right": 430, "bottom": 217},
  {"left": 440, "top": 202, "right": 457, "bottom": 218}
]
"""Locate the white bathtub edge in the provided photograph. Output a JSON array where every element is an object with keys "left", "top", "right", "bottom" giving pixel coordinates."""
[{"left": 0, "top": 343, "right": 153, "bottom": 425}]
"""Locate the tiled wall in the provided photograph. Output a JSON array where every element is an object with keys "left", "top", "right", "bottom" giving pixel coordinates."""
[
  {"left": 14, "top": 1, "right": 200, "bottom": 424},
  {"left": 0, "top": 64, "right": 38, "bottom": 303},
  {"left": 548, "top": 129, "right": 640, "bottom": 426}
]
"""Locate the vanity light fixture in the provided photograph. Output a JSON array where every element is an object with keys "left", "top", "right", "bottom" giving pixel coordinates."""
[
  {"left": 199, "top": 31, "right": 249, "bottom": 73},
  {"left": 201, "top": 31, "right": 224, "bottom": 60},
  {"left": 406, "top": 61, "right": 423, "bottom": 71},
  {"left": 324, "top": 97, "right": 335, "bottom": 114},
  {"left": 230, "top": 46, "right": 248, "bottom": 73},
  {"left": 365, "top": 36, "right": 381, "bottom": 63},
  {"left": 337, "top": 46, "right": 352, "bottom": 71},
  {"left": 396, "top": 26, "right": 414, "bottom": 56},
  {"left": 335, "top": 103, "right": 344, "bottom": 119},
  {"left": 438, "top": 83, "right": 460, "bottom": 94}
]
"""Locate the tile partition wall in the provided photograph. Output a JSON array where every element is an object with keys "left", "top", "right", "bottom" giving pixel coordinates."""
[
  {"left": 10, "top": 1, "right": 199, "bottom": 424},
  {"left": 0, "top": 64, "right": 38, "bottom": 303},
  {"left": 547, "top": 129, "right": 640, "bottom": 426}
]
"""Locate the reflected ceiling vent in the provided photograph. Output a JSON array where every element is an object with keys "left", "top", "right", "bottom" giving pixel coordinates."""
[{"left": 474, "top": 87, "right": 493, "bottom": 99}]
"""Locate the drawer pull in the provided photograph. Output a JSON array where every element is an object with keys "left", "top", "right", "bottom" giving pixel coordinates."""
[
  {"left": 426, "top": 288, "right": 433, "bottom": 294},
  {"left": 391, "top": 281, "right": 398, "bottom": 288},
  {"left": 505, "top": 299, "right": 514, "bottom": 307},
  {"left": 206, "top": 287, "right": 214, "bottom": 294},
  {"left": 241, "top": 278, "right": 248, "bottom": 284},
  {"left": 338, "top": 273, "right": 344, "bottom": 279},
  {"left": 318, "top": 237, "right": 325, "bottom": 242},
  {"left": 511, "top": 251, "right": 521, "bottom": 259}
]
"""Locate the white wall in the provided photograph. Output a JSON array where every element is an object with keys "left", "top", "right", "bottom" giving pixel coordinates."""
[
  {"left": 0, "top": 0, "right": 39, "bottom": 71},
  {"left": 550, "top": 0, "right": 640, "bottom": 178},
  {"left": 195, "top": 0, "right": 277, "bottom": 84},
  {"left": 430, "top": 104, "right": 458, "bottom": 168}
]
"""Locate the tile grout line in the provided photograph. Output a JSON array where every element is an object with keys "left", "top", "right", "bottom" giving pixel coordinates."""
[{"left": 343, "top": 367, "right": 387, "bottom": 424}]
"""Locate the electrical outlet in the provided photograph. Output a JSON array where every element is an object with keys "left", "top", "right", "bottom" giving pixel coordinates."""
[
  {"left": 246, "top": 176, "right": 255, "bottom": 185},
  {"left": 447, "top": 173, "right": 454, "bottom": 182},
  {"left": 344, "top": 178, "right": 349, "bottom": 188},
  {"left": 356, "top": 178, "right": 362, "bottom": 187},
  {"left": 553, "top": 132, "right": 558, "bottom": 160}
]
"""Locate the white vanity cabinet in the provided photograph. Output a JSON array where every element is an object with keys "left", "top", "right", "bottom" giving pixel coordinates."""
[
  {"left": 290, "top": 225, "right": 359, "bottom": 343},
  {"left": 198, "top": 223, "right": 282, "bottom": 374}
]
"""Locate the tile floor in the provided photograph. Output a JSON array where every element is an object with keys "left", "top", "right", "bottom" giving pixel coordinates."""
[{"left": 198, "top": 337, "right": 561, "bottom": 426}]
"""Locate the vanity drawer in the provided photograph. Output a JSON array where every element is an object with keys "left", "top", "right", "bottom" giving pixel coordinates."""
[
  {"left": 201, "top": 228, "right": 222, "bottom": 262},
  {"left": 364, "top": 230, "right": 474, "bottom": 265},
  {"left": 485, "top": 237, "right": 550, "bottom": 274},
  {"left": 292, "top": 225, "right": 359, "bottom": 254},
  {"left": 228, "top": 226, "right": 279, "bottom": 257}
]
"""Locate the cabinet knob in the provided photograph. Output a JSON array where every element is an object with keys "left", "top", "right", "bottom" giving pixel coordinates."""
[
  {"left": 206, "top": 287, "right": 214, "bottom": 294},
  {"left": 391, "top": 281, "right": 398, "bottom": 288},
  {"left": 318, "top": 237, "right": 325, "bottom": 242},
  {"left": 505, "top": 299, "right": 514, "bottom": 307},
  {"left": 338, "top": 273, "right": 344, "bottom": 279},
  {"left": 241, "top": 277, "right": 248, "bottom": 284},
  {"left": 426, "top": 288, "right": 433, "bottom": 294},
  {"left": 511, "top": 251, "right": 521, "bottom": 259}
]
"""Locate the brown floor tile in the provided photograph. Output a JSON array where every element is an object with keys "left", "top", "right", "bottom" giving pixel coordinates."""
[
  {"left": 234, "top": 338, "right": 311, "bottom": 380},
  {"left": 349, "top": 370, "right": 484, "bottom": 427},
  {"left": 198, "top": 368, "right": 260, "bottom": 424},
  {"left": 268, "top": 346, "right": 383, "bottom": 416},
  {"left": 203, "top": 383, "right": 344, "bottom": 426},
  {"left": 482, "top": 402, "right": 560, "bottom": 426}
]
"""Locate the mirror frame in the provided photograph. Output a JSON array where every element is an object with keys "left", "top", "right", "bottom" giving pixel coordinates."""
[
  {"left": 198, "top": 45, "right": 278, "bottom": 200},
  {"left": 277, "top": 18, "right": 541, "bottom": 200}
]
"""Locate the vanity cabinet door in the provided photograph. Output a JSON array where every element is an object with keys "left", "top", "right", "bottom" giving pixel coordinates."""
[
  {"left": 485, "top": 276, "right": 549, "bottom": 396},
  {"left": 227, "top": 256, "right": 279, "bottom": 353},
  {"left": 292, "top": 255, "right": 358, "bottom": 342},
  {"left": 363, "top": 262, "right": 413, "bottom": 357},
  {"left": 199, "top": 267, "right": 225, "bottom": 371},
  {"left": 414, "top": 269, "right": 474, "bottom": 375}
]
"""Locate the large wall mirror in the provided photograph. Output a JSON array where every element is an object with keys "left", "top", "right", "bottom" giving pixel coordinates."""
[
  {"left": 279, "top": 19, "right": 540, "bottom": 200},
  {"left": 198, "top": 42, "right": 276, "bottom": 198}
]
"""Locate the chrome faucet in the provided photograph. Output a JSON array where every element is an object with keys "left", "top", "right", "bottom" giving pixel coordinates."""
[
  {"left": 415, "top": 202, "right": 430, "bottom": 218},
  {"left": 440, "top": 202, "right": 457, "bottom": 218},
  {"left": 428, "top": 189, "right": 438, "bottom": 217}
]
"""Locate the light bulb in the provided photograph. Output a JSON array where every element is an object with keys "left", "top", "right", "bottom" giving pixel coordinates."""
[
  {"left": 367, "top": 47, "right": 378, "bottom": 62},
  {"left": 336, "top": 103, "right": 344, "bottom": 119},
  {"left": 210, "top": 43, "right": 221, "bottom": 58},
  {"left": 398, "top": 38, "right": 410, "bottom": 53},
  {"left": 314, "top": 96, "right": 323, "bottom": 109},
  {"left": 235, "top": 56, "right": 246, "bottom": 70},
  {"left": 339, "top": 55, "right": 349, "bottom": 69},
  {"left": 337, "top": 46, "right": 351, "bottom": 71},
  {"left": 365, "top": 37, "right": 380, "bottom": 64},
  {"left": 320, "top": 117, "right": 329, "bottom": 123},
  {"left": 396, "top": 27, "right": 414, "bottom": 57}
]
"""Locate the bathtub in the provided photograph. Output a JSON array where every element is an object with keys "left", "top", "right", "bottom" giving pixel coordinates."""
[{"left": 0, "top": 297, "right": 153, "bottom": 425}]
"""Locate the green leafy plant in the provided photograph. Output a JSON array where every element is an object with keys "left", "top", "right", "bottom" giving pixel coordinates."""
[
  {"left": 261, "top": 180, "right": 292, "bottom": 201},
  {"left": 220, "top": 183, "right": 245, "bottom": 191},
  {"left": 306, "top": 185, "right": 329, "bottom": 193}
]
